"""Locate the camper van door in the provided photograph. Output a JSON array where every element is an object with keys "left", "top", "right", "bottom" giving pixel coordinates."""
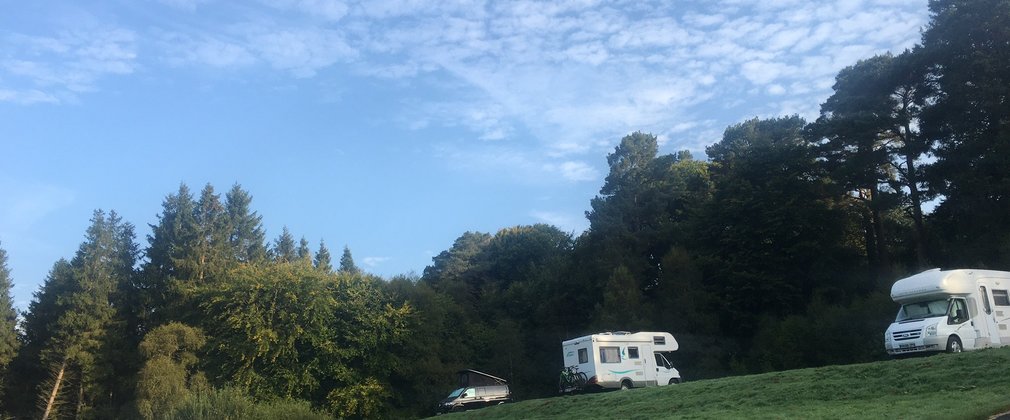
[{"left": 979, "top": 278, "right": 1010, "bottom": 345}]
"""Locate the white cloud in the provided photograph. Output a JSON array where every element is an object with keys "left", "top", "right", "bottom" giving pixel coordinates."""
[
  {"left": 157, "top": 0, "right": 211, "bottom": 11},
  {"left": 362, "top": 256, "right": 390, "bottom": 267},
  {"left": 554, "top": 161, "right": 598, "bottom": 182},
  {"left": 249, "top": 28, "right": 356, "bottom": 77},
  {"left": 2, "top": 28, "right": 136, "bottom": 97},
  {"left": 0, "top": 88, "right": 59, "bottom": 104},
  {"left": 530, "top": 210, "right": 587, "bottom": 233}
]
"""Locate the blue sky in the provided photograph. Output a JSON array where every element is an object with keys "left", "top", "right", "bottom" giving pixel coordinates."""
[{"left": 2, "top": 0, "right": 928, "bottom": 312}]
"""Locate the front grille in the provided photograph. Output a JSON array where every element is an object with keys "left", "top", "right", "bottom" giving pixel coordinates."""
[{"left": 892, "top": 329, "right": 921, "bottom": 341}]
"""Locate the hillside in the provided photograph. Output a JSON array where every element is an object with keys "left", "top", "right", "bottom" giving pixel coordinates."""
[{"left": 444, "top": 348, "right": 1010, "bottom": 419}]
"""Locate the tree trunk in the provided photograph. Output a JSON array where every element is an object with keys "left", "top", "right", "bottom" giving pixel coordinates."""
[
  {"left": 42, "top": 359, "right": 67, "bottom": 420},
  {"left": 870, "top": 186, "right": 890, "bottom": 276},
  {"left": 902, "top": 123, "right": 929, "bottom": 269}
]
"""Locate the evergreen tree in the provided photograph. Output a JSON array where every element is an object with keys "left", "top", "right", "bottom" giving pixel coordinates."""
[
  {"left": 0, "top": 242, "right": 19, "bottom": 393},
  {"left": 701, "top": 117, "right": 860, "bottom": 340},
  {"left": 225, "top": 184, "right": 267, "bottom": 264},
  {"left": 920, "top": 0, "right": 1010, "bottom": 267},
  {"left": 37, "top": 210, "right": 139, "bottom": 419},
  {"left": 188, "top": 184, "right": 232, "bottom": 283},
  {"left": 271, "top": 227, "right": 297, "bottom": 263},
  {"left": 297, "top": 237, "right": 312, "bottom": 266},
  {"left": 141, "top": 184, "right": 198, "bottom": 328},
  {"left": 314, "top": 240, "right": 333, "bottom": 274},
  {"left": 5, "top": 260, "right": 75, "bottom": 417},
  {"left": 339, "top": 246, "right": 360, "bottom": 275}
]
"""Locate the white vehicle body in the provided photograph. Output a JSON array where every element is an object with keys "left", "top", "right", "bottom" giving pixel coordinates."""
[
  {"left": 561, "top": 331, "right": 681, "bottom": 389},
  {"left": 884, "top": 269, "right": 1010, "bottom": 356}
]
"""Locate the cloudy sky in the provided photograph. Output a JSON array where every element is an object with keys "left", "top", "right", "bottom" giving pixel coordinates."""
[{"left": 2, "top": 0, "right": 928, "bottom": 311}]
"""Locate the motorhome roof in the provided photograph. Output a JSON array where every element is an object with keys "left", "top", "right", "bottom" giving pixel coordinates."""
[
  {"left": 562, "top": 331, "right": 678, "bottom": 351},
  {"left": 890, "top": 269, "right": 1009, "bottom": 303}
]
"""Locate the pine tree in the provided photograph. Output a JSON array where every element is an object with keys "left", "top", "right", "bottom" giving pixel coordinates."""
[
  {"left": 141, "top": 184, "right": 198, "bottom": 328},
  {"left": 339, "top": 246, "right": 360, "bottom": 275},
  {"left": 225, "top": 184, "right": 267, "bottom": 264},
  {"left": 314, "top": 240, "right": 333, "bottom": 274},
  {"left": 189, "top": 184, "right": 232, "bottom": 282},
  {"left": 297, "top": 237, "right": 312, "bottom": 266},
  {"left": 272, "top": 227, "right": 297, "bottom": 263},
  {"left": 37, "top": 210, "right": 138, "bottom": 419},
  {"left": 0, "top": 242, "right": 19, "bottom": 387}
]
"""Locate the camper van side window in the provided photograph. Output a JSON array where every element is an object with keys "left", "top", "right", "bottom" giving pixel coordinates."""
[
  {"left": 628, "top": 347, "right": 639, "bottom": 359},
  {"left": 578, "top": 348, "right": 588, "bottom": 364},
  {"left": 981, "top": 286, "right": 993, "bottom": 315},
  {"left": 993, "top": 290, "right": 1010, "bottom": 306},
  {"left": 653, "top": 336, "right": 666, "bottom": 345},
  {"left": 600, "top": 347, "right": 621, "bottom": 363}
]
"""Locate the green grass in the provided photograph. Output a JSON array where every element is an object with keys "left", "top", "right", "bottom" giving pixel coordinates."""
[{"left": 444, "top": 347, "right": 1010, "bottom": 419}]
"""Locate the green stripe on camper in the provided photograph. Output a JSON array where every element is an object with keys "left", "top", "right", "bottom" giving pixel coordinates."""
[{"left": 608, "top": 369, "right": 637, "bottom": 375}]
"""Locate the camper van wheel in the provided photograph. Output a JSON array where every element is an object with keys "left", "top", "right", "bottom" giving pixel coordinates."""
[
  {"left": 669, "top": 378, "right": 680, "bottom": 385},
  {"left": 946, "top": 336, "right": 963, "bottom": 353},
  {"left": 620, "top": 380, "right": 632, "bottom": 390}
]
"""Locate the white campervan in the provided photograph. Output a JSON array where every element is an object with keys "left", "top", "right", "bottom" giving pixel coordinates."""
[
  {"left": 884, "top": 268, "right": 1010, "bottom": 356},
  {"left": 561, "top": 331, "right": 681, "bottom": 390}
]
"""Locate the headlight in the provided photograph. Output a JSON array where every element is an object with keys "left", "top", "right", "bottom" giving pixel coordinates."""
[
  {"left": 925, "top": 323, "right": 937, "bottom": 336},
  {"left": 884, "top": 332, "right": 891, "bottom": 342}
]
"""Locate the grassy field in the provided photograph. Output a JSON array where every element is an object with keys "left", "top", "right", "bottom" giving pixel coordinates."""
[{"left": 442, "top": 347, "right": 1010, "bottom": 419}]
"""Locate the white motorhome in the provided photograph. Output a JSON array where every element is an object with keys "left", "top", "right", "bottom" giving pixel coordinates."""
[
  {"left": 885, "top": 269, "right": 1010, "bottom": 356},
  {"left": 561, "top": 331, "right": 681, "bottom": 390}
]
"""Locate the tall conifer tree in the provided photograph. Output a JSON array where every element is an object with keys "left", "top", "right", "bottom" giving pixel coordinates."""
[
  {"left": 0, "top": 242, "right": 19, "bottom": 386},
  {"left": 339, "top": 246, "right": 360, "bottom": 275},
  {"left": 272, "top": 227, "right": 297, "bottom": 263},
  {"left": 314, "top": 240, "right": 333, "bottom": 274},
  {"left": 225, "top": 184, "right": 267, "bottom": 263}
]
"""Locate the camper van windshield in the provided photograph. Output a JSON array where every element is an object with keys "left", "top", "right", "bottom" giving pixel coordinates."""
[
  {"left": 897, "top": 299, "right": 949, "bottom": 321},
  {"left": 446, "top": 388, "right": 465, "bottom": 399}
]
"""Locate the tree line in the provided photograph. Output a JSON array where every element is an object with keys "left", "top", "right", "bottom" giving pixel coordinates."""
[{"left": 0, "top": 0, "right": 1007, "bottom": 417}]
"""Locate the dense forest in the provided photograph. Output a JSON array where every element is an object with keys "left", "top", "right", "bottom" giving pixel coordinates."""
[{"left": 1, "top": 0, "right": 1008, "bottom": 418}]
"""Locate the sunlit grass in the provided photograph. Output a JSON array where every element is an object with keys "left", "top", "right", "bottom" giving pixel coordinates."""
[{"left": 445, "top": 347, "right": 1010, "bottom": 419}]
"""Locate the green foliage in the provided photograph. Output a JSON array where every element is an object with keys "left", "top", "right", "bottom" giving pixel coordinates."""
[
  {"left": 271, "top": 227, "right": 297, "bottom": 263},
  {"left": 197, "top": 263, "right": 411, "bottom": 404},
  {"left": 921, "top": 0, "right": 1010, "bottom": 269},
  {"left": 0, "top": 243, "right": 18, "bottom": 373},
  {"left": 225, "top": 184, "right": 268, "bottom": 264},
  {"left": 326, "top": 377, "right": 390, "bottom": 419},
  {"left": 701, "top": 117, "right": 862, "bottom": 338},
  {"left": 339, "top": 246, "right": 360, "bottom": 275},
  {"left": 166, "top": 387, "right": 328, "bottom": 420},
  {"left": 135, "top": 323, "right": 207, "bottom": 420},
  {"left": 313, "top": 240, "right": 333, "bottom": 274}
]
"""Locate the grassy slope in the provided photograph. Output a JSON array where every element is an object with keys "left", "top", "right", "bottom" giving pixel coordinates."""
[{"left": 444, "top": 347, "right": 1010, "bottom": 419}]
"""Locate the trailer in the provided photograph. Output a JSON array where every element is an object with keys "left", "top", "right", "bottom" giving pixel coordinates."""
[
  {"left": 560, "top": 331, "right": 681, "bottom": 392},
  {"left": 884, "top": 268, "right": 1010, "bottom": 356}
]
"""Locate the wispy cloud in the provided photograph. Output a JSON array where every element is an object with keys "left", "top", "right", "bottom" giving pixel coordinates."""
[
  {"left": 530, "top": 210, "right": 587, "bottom": 233},
  {"left": 362, "top": 256, "right": 390, "bottom": 267},
  {"left": 3, "top": 0, "right": 929, "bottom": 180},
  {"left": 1, "top": 27, "right": 136, "bottom": 103}
]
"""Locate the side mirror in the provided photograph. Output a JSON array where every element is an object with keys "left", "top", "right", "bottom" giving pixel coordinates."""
[{"left": 461, "top": 393, "right": 468, "bottom": 398}]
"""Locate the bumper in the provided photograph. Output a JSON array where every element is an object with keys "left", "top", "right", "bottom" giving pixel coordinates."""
[{"left": 885, "top": 335, "right": 946, "bottom": 355}]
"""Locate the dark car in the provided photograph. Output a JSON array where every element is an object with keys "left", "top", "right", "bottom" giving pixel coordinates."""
[
  {"left": 435, "top": 369, "right": 513, "bottom": 414},
  {"left": 436, "top": 384, "right": 512, "bottom": 414}
]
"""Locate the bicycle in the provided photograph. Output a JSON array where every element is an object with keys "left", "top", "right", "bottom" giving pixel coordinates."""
[{"left": 558, "top": 365, "right": 588, "bottom": 394}]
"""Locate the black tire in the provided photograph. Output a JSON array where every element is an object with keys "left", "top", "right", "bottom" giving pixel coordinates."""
[
  {"left": 668, "top": 378, "right": 680, "bottom": 385},
  {"left": 620, "top": 380, "right": 632, "bottom": 390},
  {"left": 946, "top": 336, "right": 963, "bottom": 353}
]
